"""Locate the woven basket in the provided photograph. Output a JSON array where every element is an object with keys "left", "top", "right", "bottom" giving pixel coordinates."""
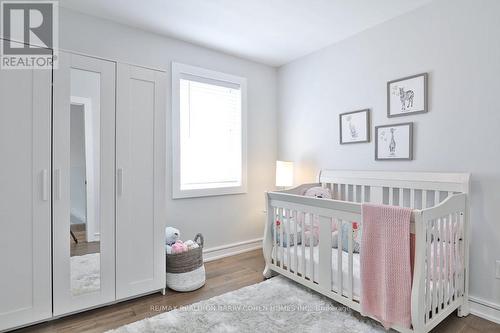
[{"left": 166, "top": 233, "right": 206, "bottom": 292}]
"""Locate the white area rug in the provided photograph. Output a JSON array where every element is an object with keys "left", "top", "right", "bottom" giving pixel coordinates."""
[
  {"left": 108, "top": 276, "right": 384, "bottom": 333},
  {"left": 71, "top": 253, "right": 100, "bottom": 296}
]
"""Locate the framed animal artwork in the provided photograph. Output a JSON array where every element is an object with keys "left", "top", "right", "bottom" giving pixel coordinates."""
[
  {"left": 375, "top": 122, "right": 413, "bottom": 160},
  {"left": 387, "top": 73, "right": 428, "bottom": 117},
  {"left": 339, "top": 109, "right": 370, "bottom": 144}
]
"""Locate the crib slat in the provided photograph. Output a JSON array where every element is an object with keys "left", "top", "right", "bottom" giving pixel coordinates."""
[
  {"left": 454, "top": 213, "right": 459, "bottom": 300},
  {"left": 279, "top": 208, "right": 284, "bottom": 269},
  {"left": 432, "top": 219, "right": 439, "bottom": 316},
  {"left": 318, "top": 216, "right": 332, "bottom": 289},
  {"left": 354, "top": 185, "right": 358, "bottom": 202},
  {"left": 443, "top": 215, "right": 448, "bottom": 306},
  {"left": 361, "top": 186, "right": 366, "bottom": 203},
  {"left": 389, "top": 187, "right": 394, "bottom": 205},
  {"left": 309, "top": 214, "right": 314, "bottom": 282},
  {"left": 410, "top": 189, "right": 415, "bottom": 208},
  {"left": 271, "top": 207, "right": 279, "bottom": 265},
  {"left": 293, "top": 210, "right": 299, "bottom": 276},
  {"left": 451, "top": 214, "right": 458, "bottom": 300},
  {"left": 459, "top": 213, "right": 465, "bottom": 297},
  {"left": 439, "top": 217, "right": 445, "bottom": 308},
  {"left": 425, "top": 219, "right": 432, "bottom": 323},
  {"left": 399, "top": 188, "right": 404, "bottom": 206},
  {"left": 347, "top": 222, "right": 354, "bottom": 300},
  {"left": 286, "top": 209, "right": 291, "bottom": 272},
  {"left": 337, "top": 219, "right": 343, "bottom": 295},
  {"left": 435, "top": 191, "right": 440, "bottom": 206},
  {"left": 301, "top": 212, "right": 306, "bottom": 279},
  {"left": 423, "top": 190, "right": 428, "bottom": 209},
  {"left": 444, "top": 214, "right": 453, "bottom": 305}
]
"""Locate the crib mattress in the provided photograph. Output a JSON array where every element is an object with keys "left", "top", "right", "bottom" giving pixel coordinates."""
[
  {"left": 273, "top": 245, "right": 361, "bottom": 299},
  {"left": 273, "top": 244, "right": 459, "bottom": 304}
]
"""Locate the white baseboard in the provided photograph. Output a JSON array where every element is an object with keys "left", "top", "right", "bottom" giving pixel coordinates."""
[
  {"left": 469, "top": 296, "right": 500, "bottom": 324},
  {"left": 203, "top": 238, "right": 263, "bottom": 262}
]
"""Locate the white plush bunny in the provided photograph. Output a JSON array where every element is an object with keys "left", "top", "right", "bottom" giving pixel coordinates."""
[
  {"left": 165, "top": 227, "right": 180, "bottom": 254},
  {"left": 165, "top": 227, "right": 180, "bottom": 245}
]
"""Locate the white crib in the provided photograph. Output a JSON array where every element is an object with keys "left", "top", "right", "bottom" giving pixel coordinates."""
[{"left": 262, "top": 170, "right": 470, "bottom": 333}]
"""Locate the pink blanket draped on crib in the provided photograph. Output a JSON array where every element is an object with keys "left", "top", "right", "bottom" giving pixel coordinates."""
[{"left": 360, "top": 203, "right": 413, "bottom": 329}]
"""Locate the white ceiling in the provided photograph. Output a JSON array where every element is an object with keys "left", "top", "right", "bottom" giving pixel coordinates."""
[{"left": 59, "top": 0, "right": 433, "bottom": 66}]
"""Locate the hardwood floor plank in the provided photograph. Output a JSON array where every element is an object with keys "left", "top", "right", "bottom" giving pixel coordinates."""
[{"left": 13, "top": 249, "right": 499, "bottom": 333}]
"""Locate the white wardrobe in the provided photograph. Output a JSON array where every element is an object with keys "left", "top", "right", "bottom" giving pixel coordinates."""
[{"left": 0, "top": 49, "right": 166, "bottom": 331}]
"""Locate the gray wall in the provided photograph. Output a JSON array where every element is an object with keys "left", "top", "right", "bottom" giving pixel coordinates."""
[
  {"left": 59, "top": 8, "right": 277, "bottom": 249},
  {"left": 278, "top": 0, "right": 500, "bottom": 313}
]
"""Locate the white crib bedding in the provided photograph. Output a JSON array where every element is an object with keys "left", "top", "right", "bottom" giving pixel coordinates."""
[{"left": 272, "top": 245, "right": 361, "bottom": 299}]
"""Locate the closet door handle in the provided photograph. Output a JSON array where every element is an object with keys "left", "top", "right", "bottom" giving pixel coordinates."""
[
  {"left": 117, "top": 168, "right": 123, "bottom": 196},
  {"left": 41, "top": 169, "right": 48, "bottom": 201},
  {"left": 54, "top": 168, "right": 61, "bottom": 200}
]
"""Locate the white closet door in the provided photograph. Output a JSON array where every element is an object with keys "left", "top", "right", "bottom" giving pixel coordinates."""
[
  {"left": 116, "top": 64, "right": 166, "bottom": 299},
  {"left": 0, "top": 51, "right": 52, "bottom": 329},
  {"left": 52, "top": 52, "right": 116, "bottom": 315}
]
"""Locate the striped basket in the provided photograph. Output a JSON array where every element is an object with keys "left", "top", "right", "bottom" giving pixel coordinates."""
[{"left": 166, "top": 233, "right": 205, "bottom": 292}]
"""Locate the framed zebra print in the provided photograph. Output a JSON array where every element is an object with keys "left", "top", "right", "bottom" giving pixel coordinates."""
[{"left": 387, "top": 73, "right": 428, "bottom": 117}]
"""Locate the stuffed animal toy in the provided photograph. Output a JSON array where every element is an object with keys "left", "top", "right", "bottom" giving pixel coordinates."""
[
  {"left": 331, "top": 222, "right": 362, "bottom": 253},
  {"left": 292, "top": 187, "right": 333, "bottom": 247},
  {"left": 184, "top": 240, "right": 199, "bottom": 250},
  {"left": 273, "top": 219, "right": 302, "bottom": 246},
  {"left": 303, "top": 186, "right": 332, "bottom": 199},
  {"left": 165, "top": 227, "right": 180, "bottom": 245},
  {"left": 171, "top": 240, "right": 188, "bottom": 254}
]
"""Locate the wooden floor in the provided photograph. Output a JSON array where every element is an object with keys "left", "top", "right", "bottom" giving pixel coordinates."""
[
  {"left": 70, "top": 224, "right": 100, "bottom": 257},
  {"left": 15, "top": 249, "right": 500, "bottom": 333}
]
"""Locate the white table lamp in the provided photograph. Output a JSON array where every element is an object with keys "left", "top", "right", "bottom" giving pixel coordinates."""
[{"left": 275, "top": 160, "right": 294, "bottom": 188}]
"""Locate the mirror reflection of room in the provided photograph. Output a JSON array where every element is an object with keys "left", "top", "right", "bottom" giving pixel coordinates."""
[{"left": 69, "top": 68, "right": 101, "bottom": 296}]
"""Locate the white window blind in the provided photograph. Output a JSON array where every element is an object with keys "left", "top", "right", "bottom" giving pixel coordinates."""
[
  {"left": 179, "top": 77, "right": 242, "bottom": 190},
  {"left": 172, "top": 63, "right": 247, "bottom": 198}
]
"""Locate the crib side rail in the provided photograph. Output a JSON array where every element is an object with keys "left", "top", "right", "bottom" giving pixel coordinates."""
[
  {"left": 263, "top": 190, "right": 364, "bottom": 310},
  {"left": 412, "top": 193, "right": 467, "bottom": 333}
]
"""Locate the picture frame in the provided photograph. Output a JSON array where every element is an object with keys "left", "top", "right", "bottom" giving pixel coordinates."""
[
  {"left": 375, "top": 122, "right": 413, "bottom": 161},
  {"left": 387, "top": 73, "right": 428, "bottom": 118},
  {"left": 339, "top": 109, "right": 370, "bottom": 144}
]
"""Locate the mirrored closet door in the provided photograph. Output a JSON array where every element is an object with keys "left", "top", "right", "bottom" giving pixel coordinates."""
[{"left": 52, "top": 51, "right": 116, "bottom": 315}]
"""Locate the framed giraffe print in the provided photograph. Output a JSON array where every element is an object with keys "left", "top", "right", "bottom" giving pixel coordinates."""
[
  {"left": 387, "top": 73, "right": 428, "bottom": 117},
  {"left": 375, "top": 122, "right": 413, "bottom": 160}
]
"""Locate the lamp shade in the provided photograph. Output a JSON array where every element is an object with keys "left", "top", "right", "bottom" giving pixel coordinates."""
[{"left": 275, "top": 161, "right": 294, "bottom": 187}]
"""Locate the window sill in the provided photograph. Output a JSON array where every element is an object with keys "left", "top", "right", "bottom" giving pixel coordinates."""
[{"left": 172, "top": 186, "right": 247, "bottom": 199}]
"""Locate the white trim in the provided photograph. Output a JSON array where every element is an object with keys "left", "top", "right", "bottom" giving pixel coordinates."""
[
  {"left": 203, "top": 238, "right": 262, "bottom": 262},
  {"left": 470, "top": 296, "right": 500, "bottom": 324},
  {"left": 171, "top": 62, "right": 248, "bottom": 199}
]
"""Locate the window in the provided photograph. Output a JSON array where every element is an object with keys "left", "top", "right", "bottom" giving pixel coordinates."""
[{"left": 172, "top": 62, "right": 247, "bottom": 198}]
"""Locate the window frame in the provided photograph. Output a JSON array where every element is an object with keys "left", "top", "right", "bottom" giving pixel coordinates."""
[{"left": 171, "top": 62, "right": 248, "bottom": 199}]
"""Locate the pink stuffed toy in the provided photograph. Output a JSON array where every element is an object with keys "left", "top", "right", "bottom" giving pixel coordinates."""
[
  {"left": 299, "top": 186, "right": 334, "bottom": 246},
  {"left": 171, "top": 240, "right": 188, "bottom": 254}
]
